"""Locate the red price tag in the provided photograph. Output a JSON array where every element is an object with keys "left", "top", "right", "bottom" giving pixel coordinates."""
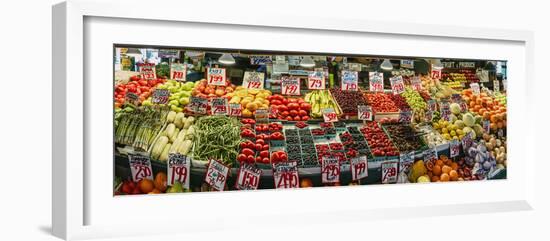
[
  {"left": 167, "top": 153, "right": 191, "bottom": 188},
  {"left": 411, "top": 76, "right": 423, "bottom": 91},
  {"left": 171, "top": 63, "right": 186, "bottom": 82},
  {"left": 341, "top": 70, "right": 358, "bottom": 91},
  {"left": 358, "top": 105, "right": 373, "bottom": 121},
  {"left": 242, "top": 71, "right": 265, "bottom": 90},
  {"left": 204, "top": 159, "right": 230, "bottom": 191},
  {"left": 207, "top": 68, "right": 227, "bottom": 86},
  {"left": 350, "top": 156, "right": 368, "bottom": 181},
  {"left": 322, "top": 108, "right": 338, "bottom": 122},
  {"left": 229, "top": 103, "right": 242, "bottom": 117},
  {"left": 381, "top": 161, "right": 398, "bottom": 184},
  {"left": 390, "top": 76, "right": 405, "bottom": 95},
  {"left": 152, "top": 89, "right": 170, "bottom": 105},
  {"left": 470, "top": 83, "right": 480, "bottom": 96},
  {"left": 322, "top": 156, "right": 341, "bottom": 183},
  {"left": 139, "top": 63, "right": 156, "bottom": 80},
  {"left": 273, "top": 161, "right": 299, "bottom": 189},
  {"left": 235, "top": 163, "right": 262, "bottom": 190},
  {"left": 431, "top": 69, "right": 441, "bottom": 79},
  {"left": 128, "top": 154, "right": 153, "bottom": 182},
  {"left": 450, "top": 139, "right": 460, "bottom": 158},
  {"left": 369, "top": 72, "right": 384, "bottom": 92},
  {"left": 281, "top": 77, "right": 300, "bottom": 95},
  {"left": 211, "top": 97, "right": 228, "bottom": 115},
  {"left": 308, "top": 71, "right": 325, "bottom": 90}
]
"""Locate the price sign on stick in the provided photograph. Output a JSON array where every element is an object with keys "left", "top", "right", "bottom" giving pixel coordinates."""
[
  {"left": 167, "top": 153, "right": 191, "bottom": 188},
  {"left": 381, "top": 161, "right": 398, "bottom": 184},
  {"left": 228, "top": 103, "right": 242, "bottom": 117},
  {"left": 428, "top": 99, "right": 437, "bottom": 112},
  {"left": 204, "top": 159, "right": 230, "bottom": 191},
  {"left": 171, "top": 63, "right": 186, "bottom": 82},
  {"left": 399, "top": 110, "right": 412, "bottom": 123},
  {"left": 139, "top": 63, "right": 156, "bottom": 80},
  {"left": 207, "top": 67, "right": 226, "bottom": 86},
  {"left": 350, "top": 156, "right": 368, "bottom": 181},
  {"left": 424, "top": 148, "right": 438, "bottom": 165},
  {"left": 431, "top": 69, "right": 441, "bottom": 79},
  {"left": 273, "top": 161, "right": 299, "bottom": 189},
  {"left": 211, "top": 97, "right": 228, "bottom": 115},
  {"left": 152, "top": 89, "right": 170, "bottom": 105},
  {"left": 322, "top": 108, "right": 338, "bottom": 122},
  {"left": 440, "top": 101, "right": 451, "bottom": 121},
  {"left": 341, "top": 70, "right": 358, "bottom": 91},
  {"left": 471, "top": 83, "right": 480, "bottom": 96},
  {"left": 411, "top": 76, "right": 423, "bottom": 91},
  {"left": 308, "top": 70, "right": 325, "bottom": 90},
  {"left": 390, "top": 76, "right": 405, "bottom": 95},
  {"left": 281, "top": 76, "right": 300, "bottom": 95},
  {"left": 235, "top": 163, "right": 262, "bottom": 190},
  {"left": 128, "top": 154, "right": 153, "bottom": 182},
  {"left": 399, "top": 151, "right": 415, "bottom": 174},
  {"left": 189, "top": 96, "right": 207, "bottom": 114},
  {"left": 125, "top": 92, "right": 139, "bottom": 106},
  {"left": 358, "top": 105, "right": 373, "bottom": 121},
  {"left": 461, "top": 132, "right": 473, "bottom": 153},
  {"left": 242, "top": 71, "right": 265, "bottom": 90},
  {"left": 450, "top": 139, "right": 460, "bottom": 158},
  {"left": 322, "top": 156, "right": 341, "bottom": 183},
  {"left": 369, "top": 72, "right": 384, "bottom": 92}
]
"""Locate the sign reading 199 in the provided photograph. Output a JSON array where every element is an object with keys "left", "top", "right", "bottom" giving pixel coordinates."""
[{"left": 207, "top": 67, "right": 226, "bottom": 86}]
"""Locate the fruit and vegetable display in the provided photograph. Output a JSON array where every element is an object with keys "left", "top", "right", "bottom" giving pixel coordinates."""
[{"left": 113, "top": 48, "right": 507, "bottom": 195}]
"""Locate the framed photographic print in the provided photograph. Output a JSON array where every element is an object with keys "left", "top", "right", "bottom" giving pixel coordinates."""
[{"left": 53, "top": 0, "right": 535, "bottom": 240}]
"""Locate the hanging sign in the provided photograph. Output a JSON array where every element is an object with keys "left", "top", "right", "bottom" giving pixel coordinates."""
[
  {"left": 249, "top": 55, "right": 272, "bottom": 65},
  {"left": 322, "top": 108, "right": 338, "bottom": 122},
  {"left": 170, "top": 63, "right": 186, "bottom": 82},
  {"left": 235, "top": 163, "right": 262, "bottom": 190},
  {"left": 358, "top": 105, "right": 373, "bottom": 121},
  {"left": 381, "top": 161, "right": 399, "bottom": 184},
  {"left": 128, "top": 154, "right": 153, "bottom": 182},
  {"left": 450, "top": 139, "right": 460, "bottom": 158},
  {"left": 242, "top": 71, "right": 265, "bottom": 90},
  {"left": 390, "top": 76, "right": 405, "bottom": 95},
  {"left": 207, "top": 67, "right": 227, "bottom": 86},
  {"left": 458, "top": 62, "right": 476, "bottom": 68},
  {"left": 471, "top": 83, "right": 481, "bottom": 96},
  {"left": 321, "top": 155, "right": 341, "bottom": 184},
  {"left": 350, "top": 156, "right": 368, "bottom": 181},
  {"left": 400, "top": 59, "right": 414, "bottom": 69},
  {"left": 281, "top": 76, "right": 300, "bottom": 96},
  {"left": 229, "top": 103, "right": 242, "bottom": 117},
  {"left": 189, "top": 96, "right": 208, "bottom": 114},
  {"left": 211, "top": 97, "right": 228, "bottom": 115},
  {"left": 138, "top": 63, "right": 156, "bottom": 80},
  {"left": 411, "top": 76, "right": 423, "bottom": 91},
  {"left": 167, "top": 153, "right": 191, "bottom": 188},
  {"left": 369, "top": 72, "right": 384, "bottom": 92},
  {"left": 273, "top": 161, "right": 299, "bottom": 189},
  {"left": 152, "top": 89, "right": 170, "bottom": 105},
  {"left": 308, "top": 70, "right": 325, "bottom": 90},
  {"left": 204, "top": 159, "right": 230, "bottom": 191},
  {"left": 341, "top": 70, "right": 358, "bottom": 91}
]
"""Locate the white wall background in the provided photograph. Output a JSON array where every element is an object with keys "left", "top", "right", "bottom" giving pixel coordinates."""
[{"left": 0, "top": 0, "right": 548, "bottom": 240}]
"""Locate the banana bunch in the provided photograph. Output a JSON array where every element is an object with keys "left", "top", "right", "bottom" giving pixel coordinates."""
[{"left": 305, "top": 90, "right": 342, "bottom": 118}]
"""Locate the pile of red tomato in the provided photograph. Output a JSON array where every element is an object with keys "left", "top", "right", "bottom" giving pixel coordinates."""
[
  {"left": 267, "top": 94, "right": 312, "bottom": 121},
  {"left": 114, "top": 75, "right": 165, "bottom": 108}
]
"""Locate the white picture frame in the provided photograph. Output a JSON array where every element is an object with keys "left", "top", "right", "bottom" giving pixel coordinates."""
[{"left": 53, "top": 0, "right": 535, "bottom": 240}]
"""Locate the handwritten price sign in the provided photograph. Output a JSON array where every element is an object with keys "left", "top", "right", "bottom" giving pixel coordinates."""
[
  {"left": 139, "top": 63, "right": 156, "bottom": 80},
  {"left": 470, "top": 83, "right": 480, "bottom": 96},
  {"left": 273, "top": 161, "right": 299, "bottom": 189},
  {"left": 229, "top": 103, "right": 242, "bottom": 117},
  {"left": 483, "top": 120, "right": 491, "bottom": 133},
  {"left": 281, "top": 77, "right": 300, "bottom": 95},
  {"left": 152, "top": 89, "right": 170, "bottom": 105},
  {"left": 205, "top": 159, "right": 230, "bottom": 191},
  {"left": 128, "top": 154, "right": 153, "bottom": 182},
  {"left": 369, "top": 72, "right": 384, "bottom": 92},
  {"left": 189, "top": 96, "right": 208, "bottom": 114},
  {"left": 341, "top": 70, "right": 358, "bottom": 91},
  {"left": 493, "top": 80, "right": 500, "bottom": 93},
  {"left": 431, "top": 69, "right": 442, "bottom": 80},
  {"left": 399, "top": 151, "right": 415, "bottom": 174},
  {"left": 411, "top": 76, "right": 423, "bottom": 91},
  {"left": 322, "top": 156, "right": 341, "bottom": 183},
  {"left": 211, "top": 97, "right": 228, "bottom": 115},
  {"left": 425, "top": 110, "right": 433, "bottom": 122},
  {"left": 167, "top": 153, "right": 191, "bottom": 188},
  {"left": 461, "top": 132, "right": 474, "bottom": 153},
  {"left": 350, "top": 156, "right": 368, "bottom": 181},
  {"left": 308, "top": 70, "right": 325, "bottom": 90},
  {"left": 450, "top": 139, "right": 460, "bottom": 158},
  {"left": 459, "top": 100, "right": 469, "bottom": 112},
  {"left": 207, "top": 68, "right": 226, "bottom": 86},
  {"left": 399, "top": 110, "right": 412, "bottom": 124},
  {"left": 358, "top": 105, "right": 373, "bottom": 121},
  {"left": 322, "top": 108, "right": 338, "bottom": 122},
  {"left": 400, "top": 59, "right": 414, "bottom": 69},
  {"left": 381, "top": 161, "right": 398, "bottom": 184},
  {"left": 242, "top": 71, "right": 265, "bottom": 90},
  {"left": 125, "top": 92, "right": 139, "bottom": 106},
  {"left": 249, "top": 55, "right": 272, "bottom": 65},
  {"left": 424, "top": 148, "right": 438, "bottom": 165},
  {"left": 440, "top": 101, "right": 451, "bottom": 121},
  {"left": 390, "top": 76, "right": 405, "bottom": 95},
  {"left": 235, "top": 163, "right": 262, "bottom": 190},
  {"left": 170, "top": 63, "right": 186, "bottom": 82},
  {"left": 428, "top": 99, "right": 437, "bottom": 112}
]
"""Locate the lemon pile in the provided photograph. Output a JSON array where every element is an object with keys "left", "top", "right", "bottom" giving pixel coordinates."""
[{"left": 227, "top": 87, "right": 271, "bottom": 117}]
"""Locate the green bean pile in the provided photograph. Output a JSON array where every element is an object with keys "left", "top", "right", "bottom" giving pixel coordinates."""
[{"left": 191, "top": 116, "right": 242, "bottom": 166}]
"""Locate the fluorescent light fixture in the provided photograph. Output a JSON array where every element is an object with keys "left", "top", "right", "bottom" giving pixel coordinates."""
[
  {"left": 300, "top": 56, "right": 315, "bottom": 68},
  {"left": 125, "top": 48, "right": 142, "bottom": 58},
  {"left": 432, "top": 59, "right": 444, "bottom": 70},
  {"left": 380, "top": 59, "right": 393, "bottom": 71},
  {"left": 218, "top": 53, "right": 236, "bottom": 65}
]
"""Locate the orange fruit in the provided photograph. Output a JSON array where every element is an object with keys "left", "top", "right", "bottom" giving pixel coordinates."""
[
  {"left": 154, "top": 172, "right": 167, "bottom": 192},
  {"left": 440, "top": 173, "right": 450, "bottom": 182},
  {"left": 449, "top": 170, "right": 459, "bottom": 181},
  {"left": 450, "top": 162, "right": 459, "bottom": 171},
  {"left": 435, "top": 159, "right": 444, "bottom": 167},
  {"left": 440, "top": 155, "right": 448, "bottom": 161},
  {"left": 432, "top": 165, "right": 442, "bottom": 176},
  {"left": 139, "top": 179, "right": 155, "bottom": 194},
  {"left": 442, "top": 165, "right": 452, "bottom": 174},
  {"left": 300, "top": 178, "right": 313, "bottom": 188},
  {"left": 431, "top": 175, "right": 440, "bottom": 182},
  {"left": 148, "top": 188, "right": 161, "bottom": 194}
]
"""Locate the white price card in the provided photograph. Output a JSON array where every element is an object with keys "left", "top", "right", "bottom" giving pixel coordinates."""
[
  {"left": 399, "top": 151, "right": 415, "bottom": 174},
  {"left": 411, "top": 76, "right": 423, "bottom": 91},
  {"left": 321, "top": 155, "right": 341, "bottom": 183},
  {"left": 125, "top": 92, "right": 139, "bottom": 106},
  {"left": 427, "top": 99, "right": 437, "bottom": 112},
  {"left": 128, "top": 154, "right": 153, "bottom": 182},
  {"left": 400, "top": 59, "right": 414, "bottom": 69},
  {"left": 459, "top": 100, "right": 469, "bottom": 112},
  {"left": 207, "top": 67, "right": 227, "bottom": 86},
  {"left": 483, "top": 120, "right": 491, "bottom": 133},
  {"left": 399, "top": 110, "right": 412, "bottom": 123},
  {"left": 242, "top": 71, "right": 265, "bottom": 90},
  {"left": 390, "top": 76, "right": 405, "bottom": 95},
  {"left": 502, "top": 79, "right": 507, "bottom": 91},
  {"left": 425, "top": 110, "right": 433, "bottom": 122},
  {"left": 229, "top": 103, "right": 242, "bottom": 117},
  {"left": 341, "top": 70, "right": 358, "bottom": 91},
  {"left": 450, "top": 139, "right": 460, "bottom": 158},
  {"left": 493, "top": 80, "right": 500, "bottom": 93},
  {"left": 204, "top": 159, "right": 230, "bottom": 191},
  {"left": 308, "top": 70, "right": 325, "bottom": 90},
  {"left": 254, "top": 108, "right": 269, "bottom": 121},
  {"left": 424, "top": 148, "right": 438, "bottom": 165},
  {"left": 381, "top": 161, "right": 399, "bottom": 184},
  {"left": 350, "top": 156, "right": 368, "bottom": 181},
  {"left": 189, "top": 96, "right": 208, "bottom": 114},
  {"left": 249, "top": 55, "right": 272, "bottom": 65},
  {"left": 281, "top": 76, "right": 300, "bottom": 95},
  {"left": 210, "top": 97, "right": 228, "bottom": 115},
  {"left": 139, "top": 63, "right": 156, "bottom": 80},
  {"left": 440, "top": 101, "right": 451, "bottom": 121},
  {"left": 431, "top": 69, "right": 442, "bottom": 79},
  {"left": 235, "top": 163, "right": 262, "bottom": 190},
  {"left": 358, "top": 105, "right": 373, "bottom": 121},
  {"left": 322, "top": 108, "right": 338, "bottom": 122},
  {"left": 152, "top": 89, "right": 170, "bottom": 105},
  {"left": 470, "top": 83, "right": 480, "bottom": 96},
  {"left": 461, "top": 132, "right": 474, "bottom": 153},
  {"left": 171, "top": 63, "right": 187, "bottom": 82},
  {"left": 369, "top": 72, "right": 384, "bottom": 92},
  {"left": 273, "top": 161, "right": 299, "bottom": 189},
  {"left": 167, "top": 153, "right": 191, "bottom": 188}
]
